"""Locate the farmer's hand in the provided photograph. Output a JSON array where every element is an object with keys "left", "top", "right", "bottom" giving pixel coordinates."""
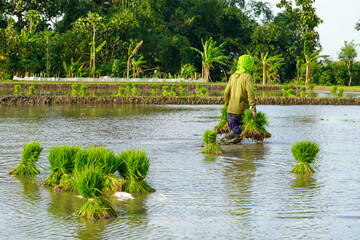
[{"left": 252, "top": 110, "right": 257, "bottom": 119}]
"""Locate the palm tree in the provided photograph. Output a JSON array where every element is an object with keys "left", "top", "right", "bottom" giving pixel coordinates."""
[
  {"left": 191, "top": 37, "right": 228, "bottom": 83},
  {"left": 303, "top": 40, "right": 321, "bottom": 85},
  {"left": 253, "top": 52, "right": 284, "bottom": 84},
  {"left": 338, "top": 40, "right": 358, "bottom": 86}
]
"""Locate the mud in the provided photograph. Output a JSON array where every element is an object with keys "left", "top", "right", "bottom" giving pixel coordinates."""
[{"left": 1, "top": 95, "right": 360, "bottom": 106}]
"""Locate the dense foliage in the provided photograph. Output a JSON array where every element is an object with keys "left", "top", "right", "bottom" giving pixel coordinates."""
[{"left": 0, "top": 0, "right": 358, "bottom": 84}]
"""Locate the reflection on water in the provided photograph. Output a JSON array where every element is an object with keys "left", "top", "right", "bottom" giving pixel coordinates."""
[{"left": 1, "top": 104, "right": 360, "bottom": 239}]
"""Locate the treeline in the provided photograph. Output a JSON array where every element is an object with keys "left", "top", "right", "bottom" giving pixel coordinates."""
[{"left": 0, "top": 0, "right": 359, "bottom": 85}]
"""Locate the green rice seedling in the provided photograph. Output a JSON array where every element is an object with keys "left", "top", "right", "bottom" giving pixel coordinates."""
[
  {"left": 240, "top": 109, "right": 271, "bottom": 141},
  {"left": 74, "top": 165, "right": 117, "bottom": 219},
  {"left": 195, "top": 83, "right": 201, "bottom": 95},
  {"left": 309, "top": 84, "right": 315, "bottom": 92},
  {"left": 117, "top": 149, "right": 154, "bottom": 193},
  {"left": 253, "top": 84, "right": 258, "bottom": 93},
  {"left": 117, "top": 87, "right": 125, "bottom": 96},
  {"left": 200, "top": 88, "right": 208, "bottom": 96},
  {"left": 338, "top": 88, "right": 344, "bottom": 97},
  {"left": 282, "top": 84, "right": 289, "bottom": 91},
  {"left": 300, "top": 86, "right": 306, "bottom": 97},
  {"left": 74, "top": 146, "right": 123, "bottom": 192},
  {"left": 8, "top": 141, "right": 43, "bottom": 175},
  {"left": 42, "top": 145, "right": 81, "bottom": 189},
  {"left": 126, "top": 82, "right": 132, "bottom": 94},
  {"left": 214, "top": 106, "right": 229, "bottom": 134},
  {"left": 71, "top": 84, "right": 79, "bottom": 96},
  {"left": 27, "top": 86, "right": 35, "bottom": 95},
  {"left": 290, "top": 141, "right": 320, "bottom": 174},
  {"left": 178, "top": 82, "right": 185, "bottom": 95},
  {"left": 162, "top": 86, "right": 169, "bottom": 96},
  {"left": 287, "top": 88, "right": 295, "bottom": 97},
  {"left": 80, "top": 85, "right": 87, "bottom": 96},
  {"left": 131, "top": 83, "right": 139, "bottom": 96},
  {"left": 151, "top": 84, "right": 158, "bottom": 96},
  {"left": 201, "top": 130, "right": 224, "bottom": 155},
  {"left": 331, "top": 86, "right": 337, "bottom": 94},
  {"left": 282, "top": 89, "right": 288, "bottom": 97},
  {"left": 14, "top": 85, "right": 21, "bottom": 94},
  {"left": 169, "top": 86, "right": 177, "bottom": 96}
]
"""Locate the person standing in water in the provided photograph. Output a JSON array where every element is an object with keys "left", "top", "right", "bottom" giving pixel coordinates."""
[{"left": 221, "top": 54, "right": 257, "bottom": 144}]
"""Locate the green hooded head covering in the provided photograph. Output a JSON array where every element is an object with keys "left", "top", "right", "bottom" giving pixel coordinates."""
[{"left": 236, "top": 55, "right": 254, "bottom": 74}]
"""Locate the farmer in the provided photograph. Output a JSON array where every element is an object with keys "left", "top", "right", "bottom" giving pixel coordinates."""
[{"left": 221, "top": 54, "right": 257, "bottom": 144}]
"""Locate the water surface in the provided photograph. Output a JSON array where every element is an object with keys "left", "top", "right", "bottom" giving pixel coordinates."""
[{"left": 0, "top": 104, "right": 360, "bottom": 239}]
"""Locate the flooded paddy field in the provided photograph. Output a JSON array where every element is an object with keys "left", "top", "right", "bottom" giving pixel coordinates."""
[{"left": 0, "top": 105, "right": 360, "bottom": 239}]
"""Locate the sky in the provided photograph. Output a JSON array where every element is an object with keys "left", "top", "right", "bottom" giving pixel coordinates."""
[{"left": 264, "top": 0, "right": 360, "bottom": 60}]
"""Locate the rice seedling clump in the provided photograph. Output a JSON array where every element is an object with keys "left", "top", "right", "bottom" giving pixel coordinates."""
[
  {"left": 9, "top": 141, "right": 43, "bottom": 175},
  {"left": 201, "top": 130, "right": 224, "bottom": 155},
  {"left": 74, "top": 165, "right": 117, "bottom": 219},
  {"left": 290, "top": 141, "right": 320, "bottom": 174},
  {"left": 213, "top": 107, "right": 229, "bottom": 134},
  {"left": 240, "top": 109, "right": 271, "bottom": 141},
  {"left": 117, "top": 149, "right": 155, "bottom": 193}
]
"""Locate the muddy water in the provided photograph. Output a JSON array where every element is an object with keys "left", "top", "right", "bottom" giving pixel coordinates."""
[{"left": 0, "top": 105, "right": 360, "bottom": 239}]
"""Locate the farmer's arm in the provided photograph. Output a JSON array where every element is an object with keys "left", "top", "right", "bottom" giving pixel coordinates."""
[
  {"left": 224, "top": 78, "right": 232, "bottom": 107},
  {"left": 245, "top": 77, "right": 256, "bottom": 114}
]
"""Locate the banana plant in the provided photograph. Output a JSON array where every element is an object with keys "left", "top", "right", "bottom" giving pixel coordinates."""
[
  {"left": 253, "top": 52, "right": 285, "bottom": 84},
  {"left": 303, "top": 40, "right": 321, "bottom": 85}
]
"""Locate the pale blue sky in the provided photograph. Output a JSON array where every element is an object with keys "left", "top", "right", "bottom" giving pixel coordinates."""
[{"left": 265, "top": 0, "right": 360, "bottom": 60}]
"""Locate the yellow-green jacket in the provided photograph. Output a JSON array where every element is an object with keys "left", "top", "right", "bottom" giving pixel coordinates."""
[{"left": 224, "top": 73, "right": 256, "bottom": 114}]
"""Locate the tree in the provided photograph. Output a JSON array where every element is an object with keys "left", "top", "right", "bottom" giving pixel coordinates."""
[
  {"left": 253, "top": 52, "right": 285, "bottom": 84},
  {"left": 303, "top": 40, "right": 321, "bottom": 85},
  {"left": 191, "top": 37, "right": 228, "bottom": 83},
  {"left": 338, "top": 40, "right": 358, "bottom": 86}
]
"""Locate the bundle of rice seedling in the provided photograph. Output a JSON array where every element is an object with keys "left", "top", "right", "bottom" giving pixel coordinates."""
[
  {"left": 200, "top": 88, "right": 208, "bottom": 96},
  {"left": 169, "top": 86, "right": 177, "bottom": 96},
  {"left": 80, "top": 85, "right": 87, "bottom": 96},
  {"left": 300, "top": 86, "right": 306, "bottom": 97},
  {"left": 14, "top": 84, "right": 22, "bottom": 94},
  {"left": 213, "top": 106, "right": 229, "bottom": 134},
  {"left": 201, "top": 130, "right": 224, "bottom": 155},
  {"left": 117, "top": 149, "right": 154, "bottom": 193},
  {"left": 117, "top": 87, "right": 125, "bottom": 96},
  {"left": 131, "top": 83, "right": 139, "bottom": 96},
  {"left": 42, "top": 145, "right": 82, "bottom": 190},
  {"left": 290, "top": 141, "right": 320, "bottom": 174},
  {"left": 74, "top": 165, "right": 117, "bottom": 219},
  {"left": 71, "top": 84, "right": 79, "bottom": 96},
  {"left": 27, "top": 86, "right": 35, "bottom": 95},
  {"left": 240, "top": 109, "right": 271, "bottom": 141},
  {"left": 75, "top": 146, "right": 123, "bottom": 192},
  {"left": 9, "top": 141, "right": 43, "bottom": 175},
  {"left": 162, "top": 86, "right": 169, "bottom": 96},
  {"left": 151, "top": 84, "right": 158, "bottom": 96}
]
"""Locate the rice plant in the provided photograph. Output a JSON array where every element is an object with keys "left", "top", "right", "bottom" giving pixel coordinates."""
[
  {"left": 309, "top": 84, "right": 315, "bottom": 92},
  {"left": 170, "top": 86, "right": 177, "bottom": 96},
  {"left": 151, "top": 84, "right": 158, "bottom": 96},
  {"left": 214, "top": 106, "right": 229, "bottom": 134},
  {"left": 126, "top": 82, "right": 132, "bottom": 94},
  {"left": 240, "top": 109, "right": 271, "bottom": 141},
  {"left": 338, "top": 88, "right": 344, "bottom": 97},
  {"left": 179, "top": 82, "right": 185, "bottom": 95},
  {"left": 8, "top": 141, "right": 43, "bottom": 175},
  {"left": 74, "top": 165, "right": 117, "bottom": 219},
  {"left": 117, "top": 149, "right": 154, "bottom": 193},
  {"left": 117, "top": 87, "right": 125, "bottom": 96},
  {"left": 200, "top": 88, "right": 208, "bottom": 96},
  {"left": 80, "top": 85, "right": 87, "bottom": 96},
  {"left": 162, "top": 86, "right": 169, "bottom": 96},
  {"left": 201, "top": 130, "right": 224, "bottom": 155},
  {"left": 14, "top": 85, "right": 21, "bottom": 94},
  {"left": 131, "top": 83, "right": 139, "bottom": 96},
  {"left": 290, "top": 141, "right": 320, "bottom": 174},
  {"left": 27, "top": 86, "right": 35, "bottom": 95},
  {"left": 331, "top": 86, "right": 337, "bottom": 94},
  {"left": 71, "top": 84, "right": 79, "bottom": 96},
  {"left": 300, "top": 86, "right": 306, "bottom": 97},
  {"left": 195, "top": 83, "right": 201, "bottom": 95},
  {"left": 287, "top": 88, "right": 295, "bottom": 97},
  {"left": 42, "top": 145, "right": 81, "bottom": 190},
  {"left": 75, "top": 146, "right": 123, "bottom": 192}
]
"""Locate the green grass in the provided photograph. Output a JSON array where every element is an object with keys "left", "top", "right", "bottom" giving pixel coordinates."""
[
  {"left": 8, "top": 141, "right": 43, "bottom": 175},
  {"left": 290, "top": 141, "right": 320, "bottom": 174},
  {"left": 117, "top": 149, "right": 154, "bottom": 193},
  {"left": 240, "top": 109, "right": 271, "bottom": 141},
  {"left": 74, "top": 165, "right": 117, "bottom": 219},
  {"left": 201, "top": 130, "right": 223, "bottom": 155}
]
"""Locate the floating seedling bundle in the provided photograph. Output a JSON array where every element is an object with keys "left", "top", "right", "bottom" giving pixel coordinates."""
[
  {"left": 8, "top": 141, "right": 43, "bottom": 175},
  {"left": 117, "top": 149, "right": 154, "bottom": 193},
  {"left": 240, "top": 109, "right": 271, "bottom": 141},
  {"left": 201, "top": 130, "right": 224, "bottom": 155},
  {"left": 74, "top": 165, "right": 117, "bottom": 219},
  {"left": 42, "top": 145, "right": 82, "bottom": 189},
  {"left": 213, "top": 107, "right": 229, "bottom": 134},
  {"left": 290, "top": 141, "right": 320, "bottom": 174}
]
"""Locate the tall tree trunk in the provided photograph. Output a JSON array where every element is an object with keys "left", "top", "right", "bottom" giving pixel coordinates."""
[
  {"left": 348, "top": 61, "right": 352, "bottom": 86},
  {"left": 127, "top": 59, "right": 131, "bottom": 78},
  {"left": 305, "top": 62, "right": 311, "bottom": 85},
  {"left": 92, "top": 25, "right": 96, "bottom": 77},
  {"left": 46, "top": 37, "right": 49, "bottom": 77},
  {"left": 262, "top": 65, "right": 266, "bottom": 85},
  {"left": 204, "top": 67, "right": 210, "bottom": 83}
]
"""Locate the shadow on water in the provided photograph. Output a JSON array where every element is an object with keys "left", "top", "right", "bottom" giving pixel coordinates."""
[{"left": 15, "top": 175, "right": 41, "bottom": 202}]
